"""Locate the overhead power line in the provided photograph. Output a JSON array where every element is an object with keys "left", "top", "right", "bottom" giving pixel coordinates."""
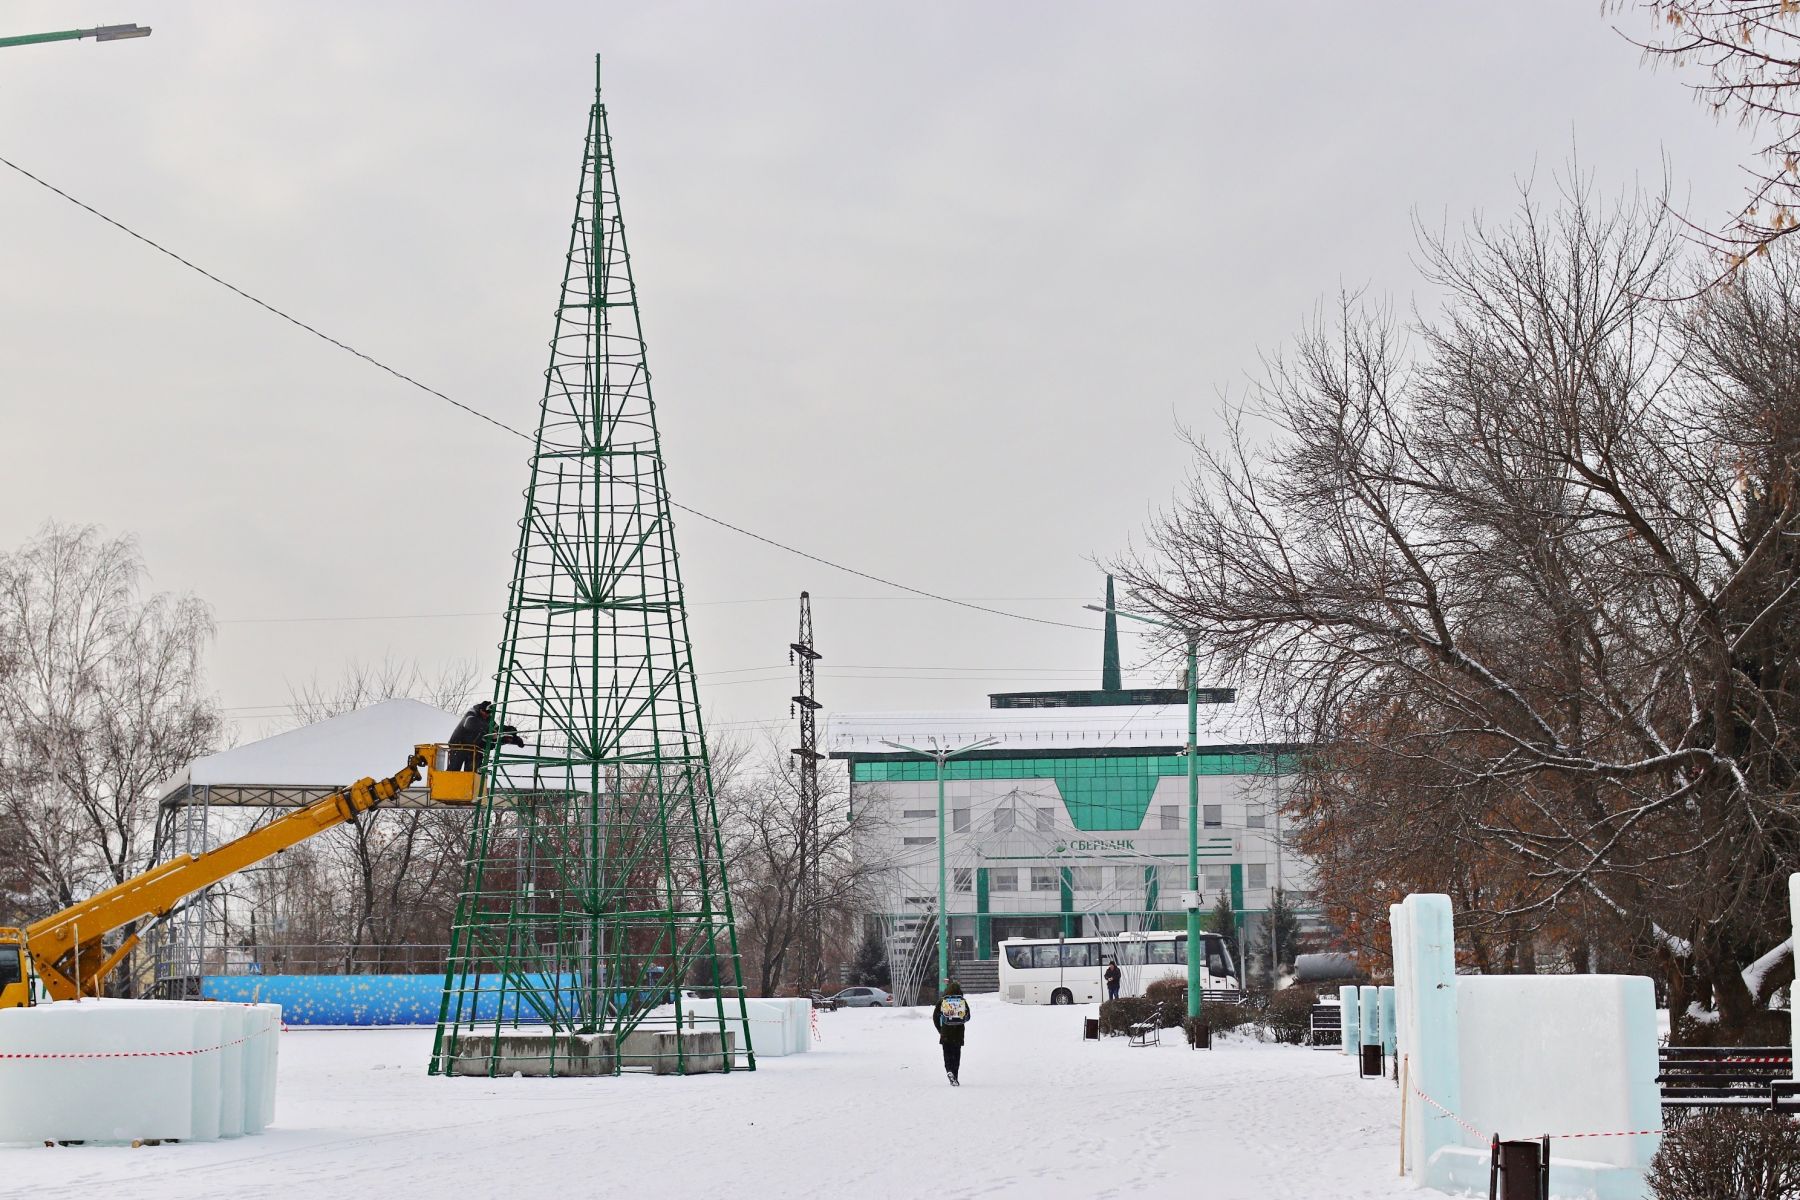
[
  {"left": 668, "top": 506, "right": 1096, "bottom": 631},
  {"left": 212, "top": 595, "right": 1091, "bottom": 626},
  {"left": 1, "top": 153, "right": 1100, "bottom": 634}
]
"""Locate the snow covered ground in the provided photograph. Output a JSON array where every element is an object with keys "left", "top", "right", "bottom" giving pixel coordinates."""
[{"left": 8, "top": 995, "right": 1415, "bottom": 1199}]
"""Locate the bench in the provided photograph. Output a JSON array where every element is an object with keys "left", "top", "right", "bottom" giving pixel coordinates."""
[
  {"left": 1658, "top": 1046, "right": 1795, "bottom": 1108},
  {"left": 1128, "top": 1021, "right": 1161, "bottom": 1047}
]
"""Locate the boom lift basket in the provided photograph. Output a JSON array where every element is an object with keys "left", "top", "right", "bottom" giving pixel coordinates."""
[{"left": 419, "top": 743, "right": 481, "bottom": 805}]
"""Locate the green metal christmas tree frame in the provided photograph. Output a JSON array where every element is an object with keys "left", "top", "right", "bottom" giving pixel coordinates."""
[{"left": 431, "top": 57, "right": 753, "bottom": 1077}]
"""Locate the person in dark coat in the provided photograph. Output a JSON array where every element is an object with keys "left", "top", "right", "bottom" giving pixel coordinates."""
[
  {"left": 1104, "top": 957, "right": 1122, "bottom": 1001},
  {"left": 445, "top": 701, "right": 522, "bottom": 771},
  {"left": 932, "top": 980, "right": 970, "bottom": 1086}
]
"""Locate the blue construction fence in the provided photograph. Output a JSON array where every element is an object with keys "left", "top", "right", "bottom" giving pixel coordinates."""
[{"left": 201, "top": 973, "right": 583, "bottom": 1027}]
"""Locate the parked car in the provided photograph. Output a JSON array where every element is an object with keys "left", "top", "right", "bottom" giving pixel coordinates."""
[{"left": 829, "top": 986, "right": 893, "bottom": 1008}]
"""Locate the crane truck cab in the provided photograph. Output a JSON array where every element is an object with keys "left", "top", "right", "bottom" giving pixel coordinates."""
[
  {"left": 0, "top": 744, "right": 489, "bottom": 1011},
  {"left": 0, "top": 930, "right": 31, "bottom": 1009}
]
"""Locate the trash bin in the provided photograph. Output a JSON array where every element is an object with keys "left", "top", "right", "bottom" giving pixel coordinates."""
[
  {"left": 1082, "top": 1017, "right": 1100, "bottom": 1041},
  {"left": 1360, "top": 1043, "right": 1383, "bottom": 1078},
  {"left": 1489, "top": 1136, "right": 1549, "bottom": 1200}
]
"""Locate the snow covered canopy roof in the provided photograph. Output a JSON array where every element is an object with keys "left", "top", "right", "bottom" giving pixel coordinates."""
[
  {"left": 157, "top": 698, "right": 461, "bottom": 809},
  {"left": 826, "top": 703, "right": 1287, "bottom": 759}
]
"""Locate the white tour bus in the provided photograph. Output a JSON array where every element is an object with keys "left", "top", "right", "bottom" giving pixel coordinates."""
[{"left": 997, "top": 931, "right": 1239, "bottom": 1005}]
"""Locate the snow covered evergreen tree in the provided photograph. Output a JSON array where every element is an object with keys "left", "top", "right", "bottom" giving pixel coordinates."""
[
  {"left": 1252, "top": 888, "right": 1302, "bottom": 980},
  {"left": 848, "top": 925, "right": 891, "bottom": 988}
]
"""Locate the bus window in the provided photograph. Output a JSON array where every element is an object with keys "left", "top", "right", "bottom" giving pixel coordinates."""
[
  {"left": 1005, "top": 944, "right": 1031, "bottom": 969},
  {"left": 1119, "top": 943, "right": 1145, "bottom": 966},
  {"left": 1062, "top": 942, "right": 1096, "bottom": 968},
  {"left": 1033, "top": 945, "right": 1063, "bottom": 969},
  {"left": 1204, "top": 935, "right": 1234, "bottom": 979},
  {"left": 1174, "top": 936, "right": 1188, "bottom": 965},
  {"left": 1147, "top": 940, "right": 1176, "bottom": 966}
]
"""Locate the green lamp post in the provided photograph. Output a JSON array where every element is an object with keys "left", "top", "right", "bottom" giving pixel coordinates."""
[
  {"left": 881, "top": 735, "right": 999, "bottom": 994},
  {"left": 1087, "top": 601, "right": 1206, "bottom": 1028}
]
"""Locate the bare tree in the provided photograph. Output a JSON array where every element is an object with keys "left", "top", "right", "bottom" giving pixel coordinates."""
[
  {"left": 1121, "top": 180, "right": 1800, "bottom": 1036},
  {"left": 285, "top": 657, "right": 479, "bottom": 730},
  {"left": 261, "top": 658, "right": 480, "bottom": 966},
  {"left": 1616, "top": 2, "right": 1800, "bottom": 272},
  {"left": 0, "top": 525, "right": 220, "bottom": 976},
  {"left": 715, "top": 743, "right": 889, "bottom": 996}
]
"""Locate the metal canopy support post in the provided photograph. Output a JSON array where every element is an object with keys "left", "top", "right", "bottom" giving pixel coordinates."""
[
  {"left": 430, "top": 55, "right": 751, "bottom": 1077},
  {"left": 150, "top": 784, "right": 214, "bottom": 998}
]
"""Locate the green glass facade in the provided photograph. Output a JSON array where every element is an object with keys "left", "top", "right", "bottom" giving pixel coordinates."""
[
  {"left": 849, "top": 752, "right": 1279, "bottom": 832},
  {"left": 839, "top": 710, "right": 1309, "bottom": 977}
]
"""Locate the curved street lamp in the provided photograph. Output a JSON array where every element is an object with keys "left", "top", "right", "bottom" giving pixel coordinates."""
[
  {"left": 1087, "top": 601, "right": 1208, "bottom": 1030},
  {"left": 880, "top": 735, "right": 1000, "bottom": 992},
  {"left": 0, "top": 25, "right": 152, "bottom": 50}
]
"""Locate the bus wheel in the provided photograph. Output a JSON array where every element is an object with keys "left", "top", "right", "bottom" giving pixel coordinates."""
[{"left": 1051, "top": 989, "right": 1073, "bottom": 1006}]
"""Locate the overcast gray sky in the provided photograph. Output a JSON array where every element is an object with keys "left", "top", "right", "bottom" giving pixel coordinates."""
[{"left": 0, "top": 2, "right": 1761, "bottom": 749}]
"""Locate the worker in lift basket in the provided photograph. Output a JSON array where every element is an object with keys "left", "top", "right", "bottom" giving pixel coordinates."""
[{"left": 446, "top": 700, "right": 524, "bottom": 772}]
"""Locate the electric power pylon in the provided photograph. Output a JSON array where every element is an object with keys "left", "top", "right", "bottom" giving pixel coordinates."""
[
  {"left": 790, "top": 592, "right": 823, "bottom": 993},
  {"left": 430, "top": 56, "right": 752, "bottom": 1076}
]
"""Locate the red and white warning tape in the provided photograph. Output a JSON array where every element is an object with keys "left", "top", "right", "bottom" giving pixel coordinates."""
[
  {"left": 1408, "top": 1080, "right": 1487, "bottom": 1138},
  {"left": 810, "top": 1006, "right": 822, "bottom": 1044},
  {"left": 1539, "top": 1128, "right": 1663, "bottom": 1141},
  {"left": 1409, "top": 1079, "right": 1660, "bottom": 1143},
  {"left": 0, "top": 1025, "right": 274, "bottom": 1061}
]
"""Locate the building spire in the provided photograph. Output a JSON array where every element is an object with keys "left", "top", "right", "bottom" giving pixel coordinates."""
[{"left": 1102, "top": 574, "right": 1122, "bottom": 692}]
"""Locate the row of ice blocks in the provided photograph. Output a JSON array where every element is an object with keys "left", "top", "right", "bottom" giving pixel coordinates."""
[
  {"left": 741, "top": 998, "right": 811, "bottom": 1056},
  {"left": 0, "top": 998, "right": 281, "bottom": 1144},
  {"left": 664, "top": 997, "right": 811, "bottom": 1056}
]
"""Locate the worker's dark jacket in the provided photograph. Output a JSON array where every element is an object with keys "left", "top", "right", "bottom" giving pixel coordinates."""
[
  {"left": 933, "top": 991, "right": 969, "bottom": 1047},
  {"left": 449, "top": 706, "right": 491, "bottom": 749},
  {"left": 449, "top": 707, "right": 522, "bottom": 750}
]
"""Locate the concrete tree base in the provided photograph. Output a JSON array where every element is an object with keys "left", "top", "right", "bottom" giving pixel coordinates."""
[{"left": 444, "top": 1032, "right": 616, "bottom": 1077}]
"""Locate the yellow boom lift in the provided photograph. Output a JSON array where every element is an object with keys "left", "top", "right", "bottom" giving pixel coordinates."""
[{"left": 0, "top": 744, "right": 481, "bottom": 1009}]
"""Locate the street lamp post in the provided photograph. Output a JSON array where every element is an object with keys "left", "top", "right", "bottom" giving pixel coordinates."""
[
  {"left": 1087, "top": 602, "right": 1205, "bottom": 1028},
  {"left": 0, "top": 24, "right": 152, "bottom": 49},
  {"left": 881, "top": 736, "right": 999, "bottom": 993}
]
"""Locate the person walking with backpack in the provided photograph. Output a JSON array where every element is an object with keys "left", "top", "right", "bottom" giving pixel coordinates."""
[{"left": 934, "top": 981, "right": 971, "bottom": 1086}]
